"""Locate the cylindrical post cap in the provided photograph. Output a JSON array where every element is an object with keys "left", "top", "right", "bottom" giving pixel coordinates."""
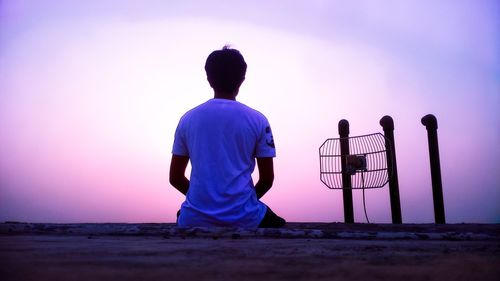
[
  {"left": 421, "top": 114, "right": 438, "bottom": 130},
  {"left": 379, "top": 115, "right": 394, "bottom": 130},
  {"left": 338, "top": 119, "right": 349, "bottom": 136}
]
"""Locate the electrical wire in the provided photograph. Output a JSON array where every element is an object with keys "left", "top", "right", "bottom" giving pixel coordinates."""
[{"left": 361, "top": 172, "right": 370, "bottom": 223}]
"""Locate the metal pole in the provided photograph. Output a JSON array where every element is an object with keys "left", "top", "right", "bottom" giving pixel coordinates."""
[
  {"left": 421, "top": 114, "right": 446, "bottom": 224},
  {"left": 338, "top": 119, "right": 354, "bottom": 223},
  {"left": 379, "top": 116, "right": 403, "bottom": 224}
]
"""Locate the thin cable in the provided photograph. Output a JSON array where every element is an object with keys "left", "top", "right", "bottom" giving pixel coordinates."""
[{"left": 361, "top": 172, "right": 370, "bottom": 223}]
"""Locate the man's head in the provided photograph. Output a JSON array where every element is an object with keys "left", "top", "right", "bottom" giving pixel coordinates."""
[{"left": 205, "top": 46, "right": 247, "bottom": 97}]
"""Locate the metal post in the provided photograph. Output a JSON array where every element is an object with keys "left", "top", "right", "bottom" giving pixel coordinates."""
[
  {"left": 379, "top": 116, "right": 403, "bottom": 224},
  {"left": 338, "top": 119, "right": 354, "bottom": 223},
  {"left": 421, "top": 114, "right": 446, "bottom": 224}
]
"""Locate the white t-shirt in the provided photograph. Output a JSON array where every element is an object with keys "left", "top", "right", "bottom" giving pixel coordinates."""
[{"left": 172, "top": 98, "right": 276, "bottom": 228}]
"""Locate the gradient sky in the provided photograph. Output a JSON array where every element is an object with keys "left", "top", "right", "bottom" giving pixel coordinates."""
[{"left": 1, "top": 0, "right": 499, "bottom": 223}]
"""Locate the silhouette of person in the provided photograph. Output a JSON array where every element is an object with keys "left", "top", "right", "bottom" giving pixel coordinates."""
[{"left": 169, "top": 46, "right": 286, "bottom": 228}]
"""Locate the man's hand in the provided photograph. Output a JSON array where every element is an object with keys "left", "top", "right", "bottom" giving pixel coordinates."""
[
  {"left": 169, "top": 154, "right": 190, "bottom": 195},
  {"left": 255, "top": 157, "right": 274, "bottom": 199}
]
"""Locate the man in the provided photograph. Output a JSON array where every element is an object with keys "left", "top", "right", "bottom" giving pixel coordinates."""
[{"left": 169, "top": 46, "right": 286, "bottom": 228}]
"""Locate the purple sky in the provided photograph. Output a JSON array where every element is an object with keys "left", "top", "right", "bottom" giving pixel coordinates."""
[{"left": 0, "top": 0, "right": 499, "bottom": 223}]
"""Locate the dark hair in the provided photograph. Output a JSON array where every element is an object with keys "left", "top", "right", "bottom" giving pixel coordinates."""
[{"left": 205, "top": 46, "right": 247, "bottom": 93}]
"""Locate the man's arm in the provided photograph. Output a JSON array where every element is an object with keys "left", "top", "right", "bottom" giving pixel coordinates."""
[
  {"left": 255, "top": 157, "right": 274, "bottom": 199},
  {"left": 169, "top": 154, "right": 190, "bottom": 195}
]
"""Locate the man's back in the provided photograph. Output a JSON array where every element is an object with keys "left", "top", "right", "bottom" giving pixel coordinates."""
[{"left": 172, "top": 98, "right": 275, "bottom": 227}]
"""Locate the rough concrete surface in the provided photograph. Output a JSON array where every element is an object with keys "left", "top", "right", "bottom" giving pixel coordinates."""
[{"left": 1, "top": 223, "right": 499, "bottom": 281}]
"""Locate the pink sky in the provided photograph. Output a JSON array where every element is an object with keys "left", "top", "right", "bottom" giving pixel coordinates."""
[{"left": 0, "top": 0, "right": 499, "bottom": 223}]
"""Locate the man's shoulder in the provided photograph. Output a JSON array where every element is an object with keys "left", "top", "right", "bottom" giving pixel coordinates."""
[
  {"left": 180, "top": 100, "right": 211, "bottom": 118},
  {"left": 181, "top": 99, "right": 269, "bottom": 123},
  {"left": 236, "top": 102, "right": 268, "bottom": 119}
]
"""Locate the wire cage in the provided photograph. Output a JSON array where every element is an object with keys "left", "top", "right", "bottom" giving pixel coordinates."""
[{"left": 319, "top": 133, "right": 391, "bottom": 189}]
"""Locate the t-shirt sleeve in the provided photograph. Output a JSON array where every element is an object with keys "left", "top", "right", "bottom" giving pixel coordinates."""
[
  {"left": 172, "top": 118, "right": 189, "bottom": 156},
  {"left": 255, "top": 118, "right": 276, "bottom": 158}
]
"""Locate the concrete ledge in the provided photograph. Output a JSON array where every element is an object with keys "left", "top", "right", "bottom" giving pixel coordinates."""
[
  {"left": 2, "top": 222, "right": 499, "bottom": 281},
  {"left": 1, "top": 222, "right": 498, "bottom": 241}
]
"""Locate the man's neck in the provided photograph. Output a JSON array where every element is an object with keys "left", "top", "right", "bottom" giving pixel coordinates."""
[{"left": 214, "top": 91, "right": 237, "bottom": 100}]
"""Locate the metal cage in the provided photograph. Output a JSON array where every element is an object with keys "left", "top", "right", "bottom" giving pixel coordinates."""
[{"left": 319, "top": 133, "right": 391, "bottom": 189}]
